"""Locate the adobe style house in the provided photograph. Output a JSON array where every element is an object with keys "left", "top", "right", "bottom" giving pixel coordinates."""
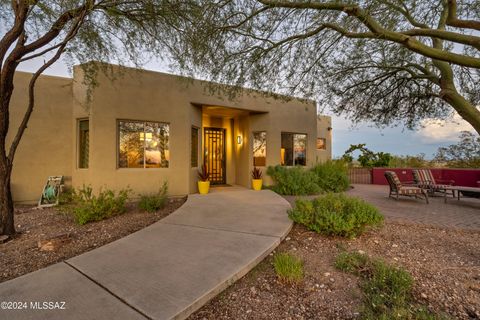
[{"left": 8, "top": 63, "right": 332, "bottom": 203}]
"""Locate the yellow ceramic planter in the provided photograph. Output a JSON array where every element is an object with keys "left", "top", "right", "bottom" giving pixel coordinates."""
[
  {"left": 198, "top": 181, "right": 210, "bottom": 194},
  {"left": 252, "top": 179, "right": 262, "bottom": 191}
]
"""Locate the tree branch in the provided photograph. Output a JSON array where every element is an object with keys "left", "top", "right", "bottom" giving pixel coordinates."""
[
  {"left": 257, "top": 0, "right": 480, "bottom": 68},
  {"left": 446, "top": 0, "right": 480, "bottom": 31},
  {"left": 7, "top": 9, "right": 88, "bottom": 164}
]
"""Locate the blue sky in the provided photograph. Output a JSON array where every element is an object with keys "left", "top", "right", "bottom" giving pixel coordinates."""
[{"left": 17, "top": 58, "right": 473, "bottom": 159}]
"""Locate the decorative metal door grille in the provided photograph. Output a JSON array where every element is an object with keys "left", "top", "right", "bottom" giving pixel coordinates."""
[{"left": 204, "top": 127, "right": 226, "bottom": 185}]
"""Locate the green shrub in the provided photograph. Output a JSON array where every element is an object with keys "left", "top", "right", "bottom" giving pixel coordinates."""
[
  {"left": 138, "top": 181, "right": 168, "bottom": 213},
  {"left": 288, "top": 193, "right": 383, "bottom": 237},
  {"left": 72, "top": 185, "right": 130, "bottom": 225},
  {"left": 273, "top": 252, "right": 304, "bottom": 284},
  {"left": 335, "top": 252, "right": 445, "bottom": 320},
  {"left": 266, "top": 165, "right": 320, "bottom": 195},
  {"left": 58, "top": 187, "right": 74, "bottom": 205},
  {"left": 335, "top": 251, "right": 370, "bottom": 275},
  {"left": 311, "top": 160, "right": 350, "bottom": 192}
]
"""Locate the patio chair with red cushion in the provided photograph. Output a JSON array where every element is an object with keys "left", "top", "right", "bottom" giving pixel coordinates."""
[
  {"left": 412, "top": 169, "right": 454, "bottom": 195},
  {"left": 384, "top": 171, "right": 429, "bottom": 204}
]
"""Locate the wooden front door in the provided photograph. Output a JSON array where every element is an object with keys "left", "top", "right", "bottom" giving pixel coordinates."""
[{"left": 204, "top": 127, "right": 226, "bottom": 185}]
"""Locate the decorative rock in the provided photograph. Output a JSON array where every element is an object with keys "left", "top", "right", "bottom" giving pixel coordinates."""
[
  {"left": 358, "top": 250, "right": 365, "bottom": 255},
  {"left": 421, "top": 293, "right": 428, "bottom": 299},
  {"left": 38, "top": 233, "right": 71, "bottom": 251},
  {"left": 0, "top": 235, "right": 10, "bottom": 243}
]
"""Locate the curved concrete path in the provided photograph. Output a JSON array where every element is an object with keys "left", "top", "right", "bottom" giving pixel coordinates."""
[{"left": 0, "top": 188, "right": 292, "bottom": 320}]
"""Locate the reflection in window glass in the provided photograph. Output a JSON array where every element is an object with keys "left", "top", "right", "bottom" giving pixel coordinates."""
[
  {"left": 317, "top": 138, "right": 326, "bottom": 150},
  {"left": 281, "top": 132, "right": 307, "bottom": 166},
  {"left": 78, "top": 119, "right": 89, "bottom": 168},
  {"left": 294, "top": 134, "right": 307, "bottom": 166},
  {"left": 253, "top": 131, "right": 266, "bottom": 166},
  {"left": 118, "top": 121, "right": 169, "bottom": 168}
]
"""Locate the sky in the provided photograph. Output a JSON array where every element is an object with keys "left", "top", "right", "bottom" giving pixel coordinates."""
[{"left": 17, "top": 57, "right": 474, "bottom": 159}]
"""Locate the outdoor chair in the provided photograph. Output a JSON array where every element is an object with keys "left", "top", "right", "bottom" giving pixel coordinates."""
[
  {"left": 384, "top": 171, "right": 429, "bottom": 204},
  {"left": 412, "top": 169, "right": 454, "bottom": 196}
]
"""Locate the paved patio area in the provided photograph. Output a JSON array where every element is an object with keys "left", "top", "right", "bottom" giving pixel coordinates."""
[
  {"left": 347, "top": 184, "right": 480, "bottom": 230},
  {"left": 0, "top": 189, "right": 292, "bottom": 320},
  {"left": 284, "top": 184, "right": 480, "bottom": 230}
]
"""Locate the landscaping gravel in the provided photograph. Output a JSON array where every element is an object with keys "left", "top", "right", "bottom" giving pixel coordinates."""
[
  {"left": 190, "top": 222, "right": 480, "bottom": 320},
  {"left": 0, "top": 197, "right": 186, "bottom": 283}
]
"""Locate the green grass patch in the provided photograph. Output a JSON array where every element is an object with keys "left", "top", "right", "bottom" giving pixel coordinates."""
[
  {"left": 138, "top": 181, "right": 168, "bottom": 213},
  {"left": 273, "top": 252, "right": 304, "bottom": 284},
  {"left": 335, "top": 251, "right": 448, "bottom": 320},
  {"left": 288, "top": 193, "right": 384, "bottom": 238}
]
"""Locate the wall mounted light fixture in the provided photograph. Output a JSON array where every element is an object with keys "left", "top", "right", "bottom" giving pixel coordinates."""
[{"left": 237, "top": 135, "right": 243, "bottom": 145}]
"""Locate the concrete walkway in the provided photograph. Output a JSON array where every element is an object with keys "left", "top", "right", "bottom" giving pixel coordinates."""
[{"left": 0, "top": 189, "right": 292, "bottom": 320}]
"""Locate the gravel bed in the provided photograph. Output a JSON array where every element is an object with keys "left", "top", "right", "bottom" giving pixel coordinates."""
[
  {"left": 0, "top": 197, "right": 186, "bottom": 283},
  {"left": 190, "top": 222, "right": 480, "bottom": 320}
]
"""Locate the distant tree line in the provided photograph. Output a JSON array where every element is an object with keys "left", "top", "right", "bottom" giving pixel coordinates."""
[{"left": 342, "top": 131, "right": 480, "bottom": 169}]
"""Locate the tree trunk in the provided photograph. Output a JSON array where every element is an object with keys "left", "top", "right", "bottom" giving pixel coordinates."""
[
  {"left": 439, "top": 78, "right": 480, "bottom": 135},
  {"left": 441, "top": 90, "right": 480, "bottom": 135},
  {"left": 0, "top": 162, "right": 15, "bottom": 236}
]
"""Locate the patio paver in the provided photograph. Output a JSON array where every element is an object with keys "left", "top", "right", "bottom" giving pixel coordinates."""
[
  {"left": 283, "top": 184, "right": 480, "bottom": 230},
  {"left": 348, "top": 184, "right": 480, "bottom": 230},
  {"left": 0, "top": 189, "right": 292, "bottom": 320}
]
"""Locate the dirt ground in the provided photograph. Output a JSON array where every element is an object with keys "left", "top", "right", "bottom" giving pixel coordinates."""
[
  {"left": 0, "top": 197, "right": 185, "bottom": 283},
  {"left": 190, "top": 222, "right": 480, "bottom": 320}
]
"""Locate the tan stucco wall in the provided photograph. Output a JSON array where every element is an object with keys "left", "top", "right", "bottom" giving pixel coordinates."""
[
  {"left": 9, "top": 63, "right": 332, "bottom": 201},
  {"left": 316, "top": 115, "right": 332, "bottom": 163},
  {"left": 8, "top": 72, "right": 73, "bottom": 203}
]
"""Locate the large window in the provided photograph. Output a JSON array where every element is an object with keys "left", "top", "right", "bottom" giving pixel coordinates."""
[
  {"left": 118, "top": 120, "right": 169, "bottom": 168},
  {"left": 281, "top": 133, "right": 307, "bottom": 166},
  {"left": 191, "top": 126, "right": 199, "bottom": 167},
  {"left": 78, "top": 119, "right": 89, "bottom": 168},
  {"left": 317, "top": 138, "right": 326, "bottom": 150},
  {"left": 253, "top": 131, "right": 267, "bottom": 166}
]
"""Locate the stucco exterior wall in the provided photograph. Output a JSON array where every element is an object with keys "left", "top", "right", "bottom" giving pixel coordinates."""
[
  {"left": 8, "top": 63, "right": 332, "bottom": 202},
  {"left": 8, "top": 72, "right": 73, "bottom": 203},
  {"left": 316, "top": 115, "right": 332, "bottom": 163}
]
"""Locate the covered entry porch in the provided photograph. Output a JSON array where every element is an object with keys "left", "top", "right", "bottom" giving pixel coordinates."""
[{"left": 189, "top": 104, "right": 267, "bottom": 192}]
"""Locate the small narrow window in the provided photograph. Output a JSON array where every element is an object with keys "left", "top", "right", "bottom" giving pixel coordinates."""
[
  {"left": 191, "top": 127, "right": 199, "bottom": 167},
  {"left": 281, "top": 132, "right": 307, "bottom": 166},
  {"left": 317, "top": 138, "right": 326, "bottom": 150},
  {"left": 253, "top": 131, "right": 267, "bottom": 166},
  {"left": 78, "top": 119, "right": 89, "bottom": 168}
]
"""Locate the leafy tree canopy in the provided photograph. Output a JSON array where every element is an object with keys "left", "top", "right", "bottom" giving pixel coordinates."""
[
  {"left": 342, "top": 143, "right": 392, "bottom": 167},
  {"left": 0, "top": 0, "right": 201, "bottom": 236},
  {"left": 434, "top": 131, "right": 480, "bottom": 168},
  {"left": 173, "top": 0, "right": 480, "bottom": 134}
]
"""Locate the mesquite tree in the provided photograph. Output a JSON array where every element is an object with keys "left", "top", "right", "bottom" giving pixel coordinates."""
[
  {"left": 0, "top": 0, "right": 198, "bottom": 236},
  {"left": 173, "top": 0, "right": 480, "bottom": 132}
]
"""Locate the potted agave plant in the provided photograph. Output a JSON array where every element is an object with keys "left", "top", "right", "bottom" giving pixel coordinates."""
[
  {"left": 251, "top": 167, "right": 263, "bottom": 191},
  {"left": 198, "top": 164, "right": 210, "bottom": 194}
]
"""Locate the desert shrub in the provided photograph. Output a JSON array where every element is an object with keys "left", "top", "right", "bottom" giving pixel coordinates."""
[
  {"left": 139, "top": 181, "right": 168, "bottom": 213},
  {"left": 72, "top": 185, "right": 130, "bottom": 225},
  {"left": 335, "top": 252, "right": 444, "bottom": 320},
  {"left": 58, "top": 187, "right": 74, "bottom": 205},
  {"left": 311, "top": 160, "right": 350, "bottom": 192},
  {"left": 266, "top": 165, "right": 320, "bottom": 195},
  {"left": 288, "top": 194, "right": 383, "bottom": 237},
  {"left": 273, "top": 252, "right": 304, "bottom": 284}
]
